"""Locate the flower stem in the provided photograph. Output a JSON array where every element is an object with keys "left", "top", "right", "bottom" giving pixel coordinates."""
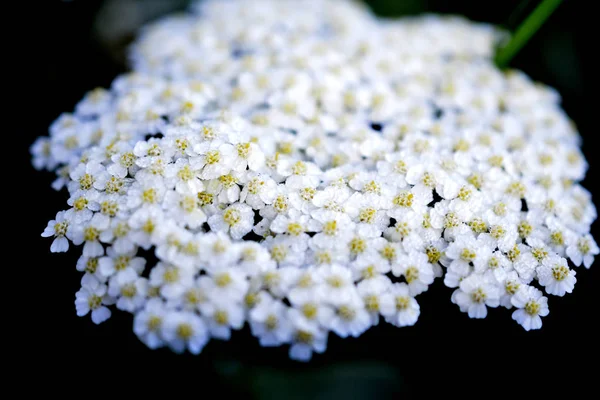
[{"left": 495, "top": 0, "right": 563, "bottom": 68}]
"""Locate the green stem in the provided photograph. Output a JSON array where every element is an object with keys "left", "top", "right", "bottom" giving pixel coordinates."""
[{"left": 495, "top": 0, "right": 563, "bottom": 68}]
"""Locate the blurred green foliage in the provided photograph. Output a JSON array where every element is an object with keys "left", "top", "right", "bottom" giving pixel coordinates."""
[{"left": 219, "top": 360, "right": 405, "bottom": 399}]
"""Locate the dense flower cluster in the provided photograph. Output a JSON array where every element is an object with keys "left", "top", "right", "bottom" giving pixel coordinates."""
[{"left": 32, "top": 0, "right": 597, "bottom": 360}]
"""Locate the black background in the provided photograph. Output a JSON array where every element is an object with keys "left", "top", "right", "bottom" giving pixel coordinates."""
[{"left": 21, "top": 0, "right": 597, "bottom": 396}]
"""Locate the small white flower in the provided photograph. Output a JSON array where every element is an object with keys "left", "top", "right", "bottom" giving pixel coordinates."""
[
  {"left": 69, "top": 213, "right": 111, "bottom": 257},
  {"left": 310, "top": 211, "right": 355, "bottom": 248},
  {"left": 350, "top": 254, "right": 391, "bottom": 281},
  {"left": 197, "top": 232, "right": 241, "bottom": 270},
  {"left": 31, "top": 137, "right": 55, "bottom": 171},
  {"left": 75, "top": 276, "right": 114, "bottom": 324},
  {"left": 208, "top": 202, "right": 254, "bottom": 239},
  {"left": 392, "top": 251, "right": 434, "bottom": 296},
  {"left": 451, "top": 273, "right": 501, "bottom": 318},
  {"left": 288, "top": 286, "right": 334, "bottom": 328},
  {"left": 270, "top": 209, "right": 316, "bottom": 237},
  {"left": 134, "top": 140, "right": 172, "bottom": 169},
  {"left": 202, "top": 267, "right": 249, "bottom": 303},
  {"left": 316, "top": 264, "right": 356, "bottom": 306},
  {"left": 108, "top": 149, "right": 138, "bottom": 179},
  {"left": 108, "top": 270, "right": 148, "bottom": 312},
  {"left": 68, "top": 162, "right": 106, "bottom": 193},
  {"left": 164, "top": 158, "right": 204, "bottom": 193},
  {"left": 380, "top": 283, "right": 420, "bottom": 327},
  {"left": 511, "top": 286, "right": 549, "bottom": 331},
  {"left": 149, "top": 263, "right": 194, "bottom": 300},
  {"left": 512, "top": 244, "right": 538, "bottom": 283},
  {"left": 445, "top": 235, "right": 492, "bottom": 279},
  {"left": 406, "top": 164, "right": 458, "bottom": 200},
  {"left": 566, "top": 234, "right": 599, "bottom": 268},
  {"left": 448, "top": 184, "right": 483, "bottom": 221},
  {"left": 162, "top": 311, "right": 209, "bottom": 354},
  {"left": 65, "top": 190, "right": 98, "bottom": 224},
  {"left": 387, "top": 185, "right": 431, "bottom": 219},
  {"left": 41, "top": 211, "right": 71, "bottom": 253},
  {"left": 237, "top": 242, "right": 276, "bottom": 276},
  {"left": 345, "top": 193, "right": 390, "bottom": 237},
  {"left": 481, "top": 221, "right": 518, "bottom": 253},
  {"left": 98, "top": 247, "right": 146, "bottom": 280},
  {"left": 537, "top": 256, "right": 576, "bottom": 296},
  {"left": 133, "top": 298, "right": 168, "bottom": 349},
  {"left": 126, "top": 177, "right": 167, "bottom": 210},
  {"left": 357, "top": 277, "right": 391, "bottom": 324},
  {"left": 376, "top": 153, "right": 411, "bottom": 189},
  {"left": 163, "top": 188, "right": 207, "bottom": 229},
  {"left": 328, "top": 294, "right": 372, "bottom": 338},
  {"left": 99, "top": 217, "right": 136, "bottom": 254},
  {"left": 230, "top": 141, "right": 265, "bottom": 172},
  {"left": 201, "top": 300, "right": 245, "bottom": 340},
  {"left": 192, "top": 140, "right": 235, "bottom": 179},
  {"left": 249, "top": 296, "right": 293, "bottom": 346},
  {"left": 240, "top": 173, "right": 278, "bottom": 209},
  {"left": 289, "top": 317, "right": 328, "bottom": 362},
  {"left": 76, "top": 255, "right": 105, "bottom": 282}
]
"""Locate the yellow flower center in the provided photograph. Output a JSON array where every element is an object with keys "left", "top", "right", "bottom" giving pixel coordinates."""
[
  {"left": 338, "top": 305, "right": 356, "bottom": 321},
  {"left": 265, "top": 315, "right": 278, "bottom": 330},
  {"left": 205, "top": 150, "right": 221, "bottom": 165},
  {"left": 303, "top": 303, "right": 318, "bottom": 319},
  {"left": 364, "top": 295, "right": 379, "bottom": 312},
  {"left": 223, "top": 209, "right": 241, "bottom": 226},
  {"left": 460, "top": 248, "right": 477, "bottom": 262},
  {"left": 359, "top": 208, "right": 377, "bottom": 224},
  {"left": 292, "top": 161, "right": 307, "bottom": 175},
  {"left": 300, "top": 187, "right": 316, "bottom": 201},
  {"left": 404, "top": 266, "right": 419, "bottom": 283},
  {"left": 471, "top": 288, "right": 486, "bottom": 303},
  {"left": 518, "top": 221, "right": 532, "bottom": 238},
  {"left": 525, "top": 301, "right": 540, "bottom": 316},
  {"left": 214, "top": 310, "right": 229, "bottom": 325},
  {"left": 74, "top": 197, "right": 88, "bottom": 211},
  {"left": 236, "top": 143, "right": 251, "bottom": 158},
  {"left": 426, "top": 246, "right": 441, "bottom": 264},
  {"left": 142, "top": 188, "right": 157, "bottom": 204},
  {"left": 270, "top": 246, "right": 287, "bottom": 262},
  {"left": 273, "top": 195, "right": 288, "bottom": 213},
  {"left": 101, "top": 201, "right": 118, "bottom": 217},
  {"left": 296, "top": 330, "right": 313, "bottom": 344},
  {"left": 349, "top": 237, "right": 366, "bottom": 255},
  {"left": 87, "top": 295, "right": 102, "bottom": 310},
  {"left": 177, "top": 323, "right": 194, "bottom": 339},
  {"left": 215, "top": 273, "right": 232, "bottom": 287},
  {"left": 395, "top": 296, "right": 409, "bottom": 310},
  {"left": 326, "top": 276, "right": 344, "bottom": 288},
  {"left": 552, "top": 265, "right": 569, "bottom": 281},
  {"left": 323, "top": 220, "right": 338, "bottom": 236},
  {"left": 163, "top": 268, "right": 179, "bottom": 283},
  {"left": 381, "top": 245, "right": 396, "bottom": 261},
  {"left": 79, "top": 174, "right": 95, "bottom": 190},
  {"left": 507, "top": 245, "right": 521, "bottom": 262},
  {"left": 84, "top": 227, "right": 100, "bottom": 242},
  {"left": 393, "top": 191, "right": 414, "bottom": 208}
]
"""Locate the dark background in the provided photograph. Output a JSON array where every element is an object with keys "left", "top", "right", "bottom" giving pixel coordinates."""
[{"left": 21, "top": 0, "right": 597, "bottom": 396}]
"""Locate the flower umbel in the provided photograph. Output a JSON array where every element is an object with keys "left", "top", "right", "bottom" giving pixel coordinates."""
[{"left": 34, "top": 0, "right": 596, "bottom": 361}]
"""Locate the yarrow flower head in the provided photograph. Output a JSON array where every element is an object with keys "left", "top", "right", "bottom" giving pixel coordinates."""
[{"left": 33, "top": 0, "right": 596, "bottom": 361}]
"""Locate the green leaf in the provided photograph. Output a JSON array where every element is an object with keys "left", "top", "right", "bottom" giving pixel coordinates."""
[{"left": 495, "top": 0, "right": 563, "bottom": 68}]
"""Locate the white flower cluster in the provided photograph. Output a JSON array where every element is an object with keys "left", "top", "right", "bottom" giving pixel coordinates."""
[{"left": 32, "top": 0, "right": 597, "bottom": 361}]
